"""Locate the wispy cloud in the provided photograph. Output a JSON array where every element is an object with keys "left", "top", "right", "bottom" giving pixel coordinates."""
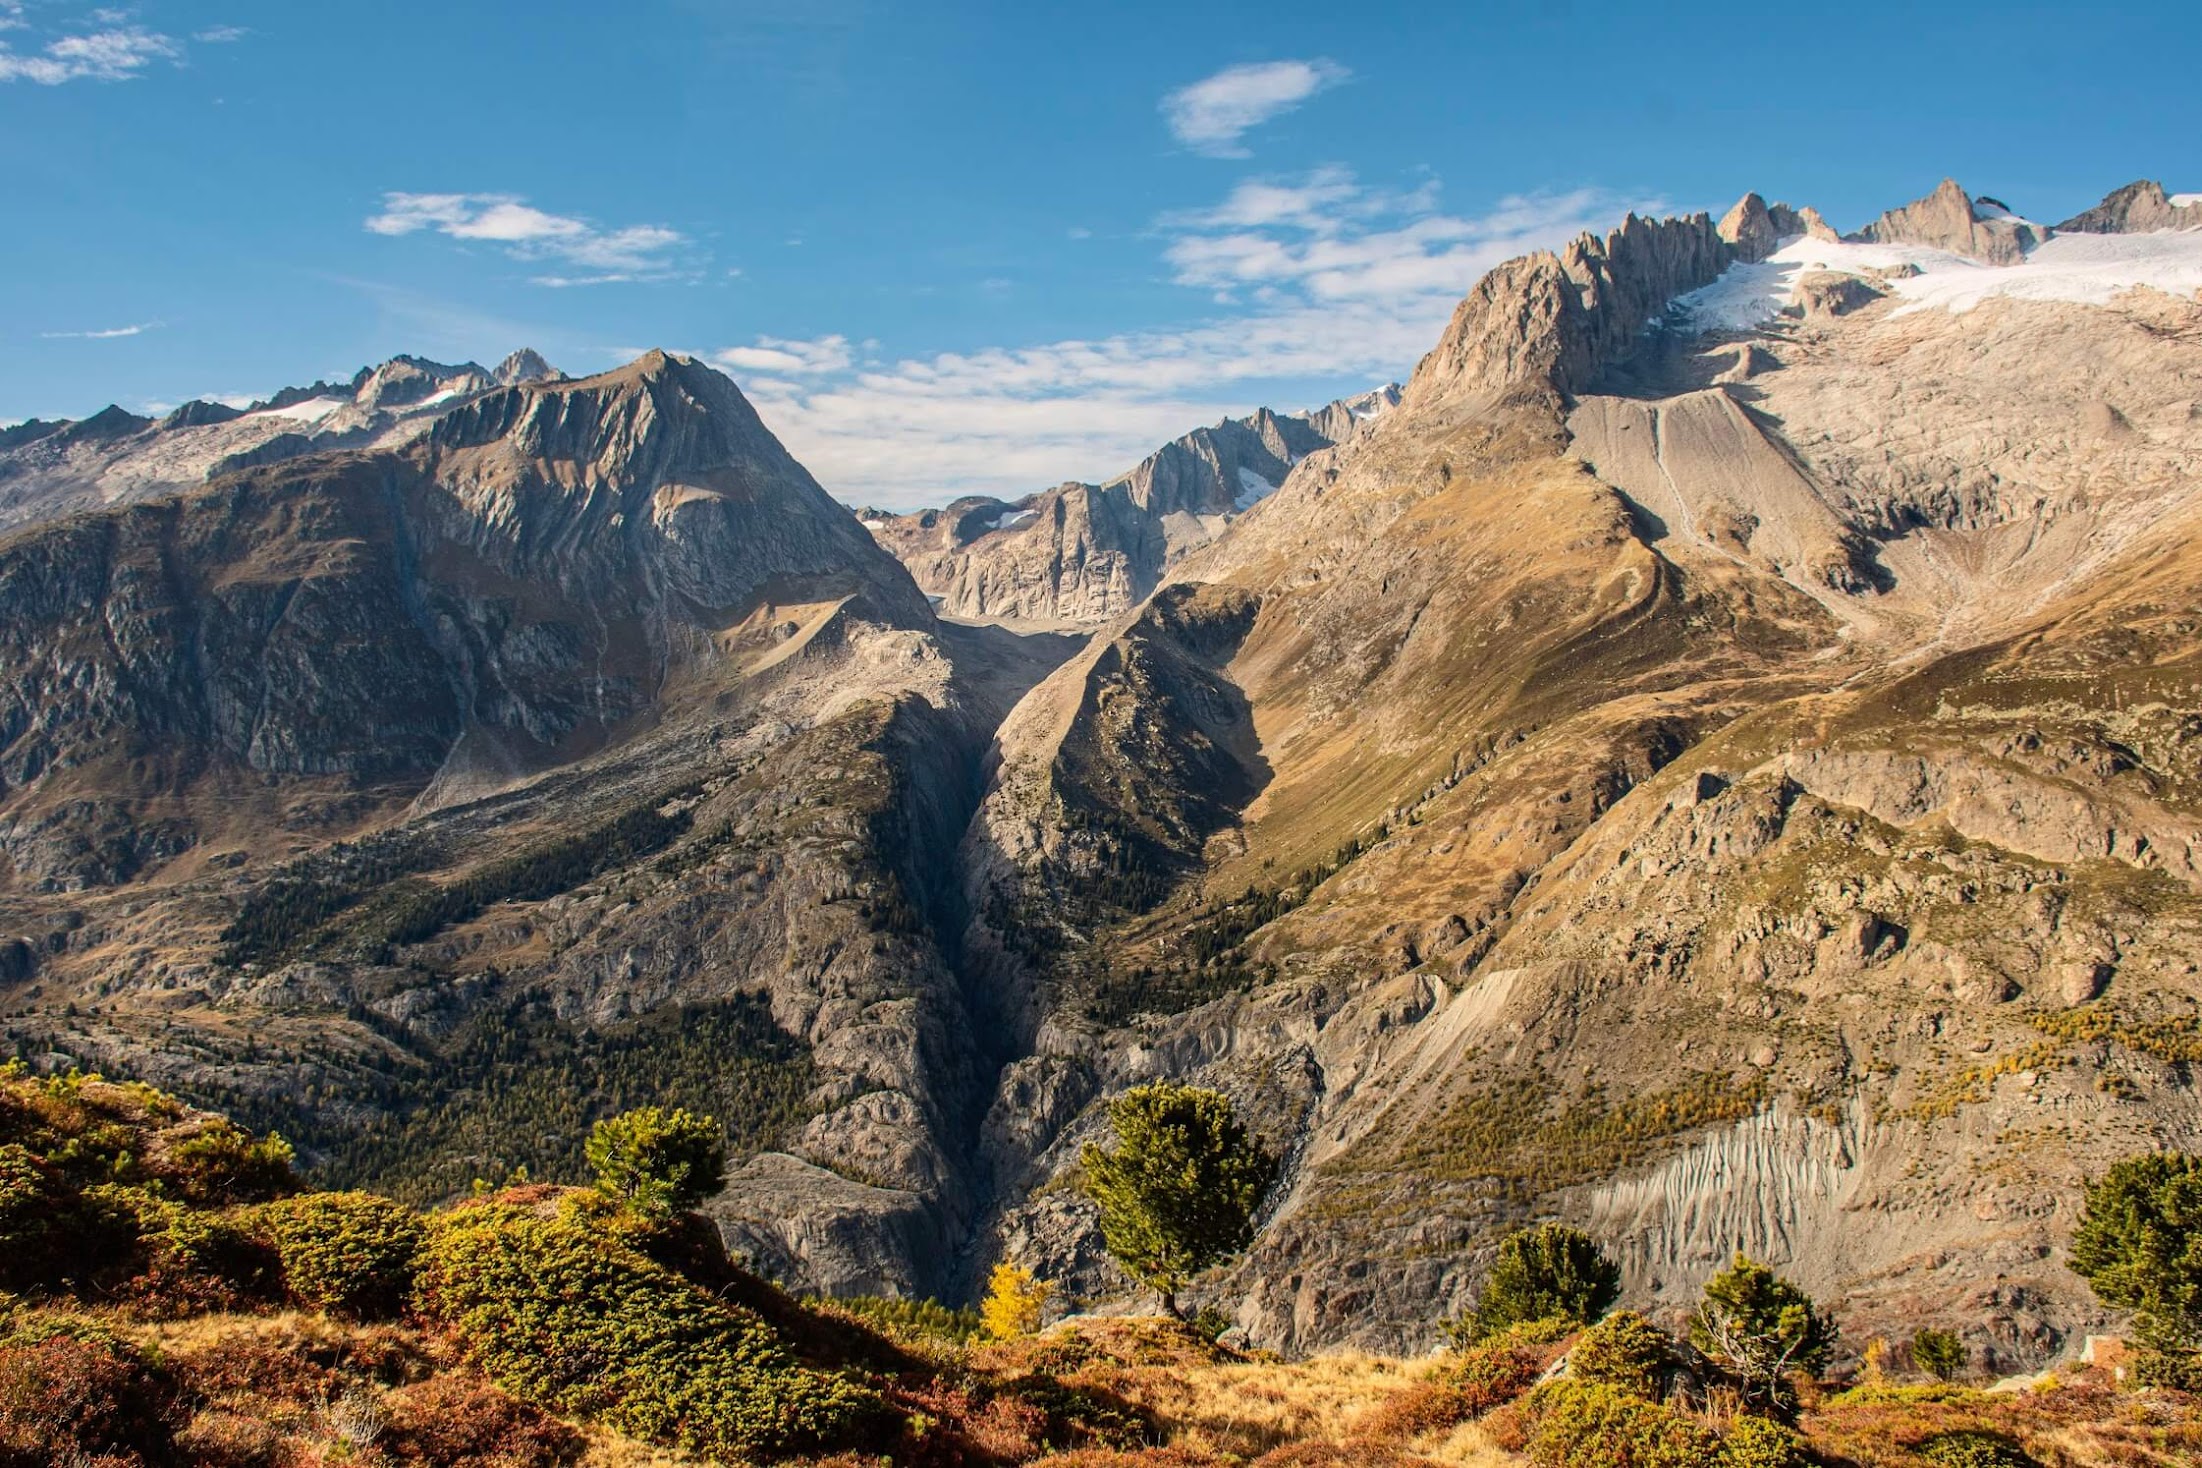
[
  {"left": 365, "top": 192, "right": 694, "bottom": 285},
  {"left": 722, "top": 171, "right": 1640, "bottom": 509},
  {"left": 0, "top": 18, "right": 179, "bottom": 83},
  {"left": 1160, "top": 59, "right": 1348, "bottom": 158},
  {"left": 40, "top": 321, "right": 159, "bottom": 339},
  {"left": 714, "top": 335, "right": 853, "bottom": 374},
  {"left": 193, "top": 25, "right": 248, "bottom": 43}
]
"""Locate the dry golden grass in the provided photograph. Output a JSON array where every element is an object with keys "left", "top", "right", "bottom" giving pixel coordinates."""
[{"left": 982, "top": 1320, "right": 1525, "bottom": 1465}]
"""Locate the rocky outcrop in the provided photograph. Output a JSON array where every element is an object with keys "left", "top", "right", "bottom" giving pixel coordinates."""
[
  {"left": 1855, "top": 178, "right": 2047, "bottom": 264},
  {"left": 2055, "top": 179, "right": 2202, "bottom": 234},
  {"left": 1715, "top": 193, "right": 1837, "bottom": 262},
  {"left": 159, "top": 400, "right": 245, "bottom": 430},
  {"left": 866, "top": 402, "right": 1350, "bottom": 625},
  {"left": 1415, "top": 206, "right": 1737, "bottom": 407},
  {"left": 1299, "top": 384, "right": 1402, "bottom": 444}
]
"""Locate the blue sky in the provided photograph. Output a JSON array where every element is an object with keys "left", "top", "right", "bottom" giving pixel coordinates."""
[{"left": 3, "top": 0, "right": 2197, "bottom": 508}]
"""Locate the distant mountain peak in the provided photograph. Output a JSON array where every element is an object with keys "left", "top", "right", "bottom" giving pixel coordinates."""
[{"left": 494, "top": 348, "right": 560, "bottom": 385}]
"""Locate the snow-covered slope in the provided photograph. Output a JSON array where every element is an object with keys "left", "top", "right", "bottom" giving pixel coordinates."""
[{"left": 1678, "top": 227, "right": 2202, "bottom": 331}]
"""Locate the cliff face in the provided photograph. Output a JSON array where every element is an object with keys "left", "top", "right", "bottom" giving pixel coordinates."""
[
  {"left": 2055, "top": 178, "right": 2202, "bottom": 234},
  {"left": 0, "top": 349, "right": 1069, "bottom": 1304}
]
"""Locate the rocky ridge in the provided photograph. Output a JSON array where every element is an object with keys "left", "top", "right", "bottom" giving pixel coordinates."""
[
  {"left": 0, "top": 349, "right": 562, "bottom": 535},
  {"left": 862, "top": 393, "right": 1397, "bottom": 626}
]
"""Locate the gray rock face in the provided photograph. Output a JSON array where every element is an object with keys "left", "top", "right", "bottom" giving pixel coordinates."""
[
  {"left": 2055, "top": 179, "right": 2202, "bottom": 234},
  {"left": 1298, "top": 385, "right": 1403, "bottom": 444},
  {"left": 1854, "top": 177, "right": 2048, "bottom": 264}
]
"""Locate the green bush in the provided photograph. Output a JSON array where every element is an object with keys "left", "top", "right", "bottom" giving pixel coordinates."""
[
  {"left": 1457, "top": 1223, "right": 1621, "bottom": 1345},
  {"left": 2069, "top": 1152, "right": 2202, "bottom": 1388},
  {"left": 1919, "top": 1430, "right": 2039, "bottom": 1467},
  {"left": 1567, "top": 1310, "right": 1675, "bottom": 1400},
  {"left": 85, "top": 1184, "right": 277, "bottom": 1311},
  {"left": 824, "top": 1294, "right": 983, "bottom": 1348},
  {"left": 417, "top": 1198, "right": 879, "bottom": 1459},
  {"left": 585, "top": 1107, "right": 727, "bottom": 1220},
  {"left": 165, "top": 1120, "right": 296, "bottom": 1205},
  {"left": 259, "top": 1191, "right": 424, "bottom": 1320},
  {"left": 1524, "top": 1380, "right": 1721, "bottom": 1468},
  {"left": 0, "top": 1149, "right": 140, "bottom": 1295},
  {"left": 1912, "top": 1326, "right": 1967, "bottom": 1382},
  {"left": 1440, "top": 1320, "right": 1572, "bottom": 1416},
  {"left": 0, "top": 1143, "right": 77, "bottom": 1292},
  {"left": 1718, "top": 1415, "right": 1809, "bottom": 1468}
]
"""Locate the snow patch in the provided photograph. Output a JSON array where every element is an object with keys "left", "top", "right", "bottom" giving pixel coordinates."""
[
  {"left": 250, "top": 397, "right": 351, "bottom": 424},
  {"left": 982, "top": 508, "right": 1037, "bottom": 533},
  {"left": 1234, "top": 465, "right": 1279, "bottom": 511},
  {"left": 1675, "top": 228, "right": 2202, "bottom": 332},
  {"left": 2173, "top": 193, "right": 2202, "bottom": 209}
]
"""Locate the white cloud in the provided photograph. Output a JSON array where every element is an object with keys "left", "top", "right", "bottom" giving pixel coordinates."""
[
  {"left": 192, "top": 25, "right": 248, "bottom": 43},
  {"left": 0, "top": 22, "right": 178, "bottom": 83},
  {"left": 1160, "top": 59, "right": 1348, "bottom": 158},
  {"left": 365, "top": 192, "right": 693, "bottom": 283},
  {"left": 714, "top": 335, "right": 854, "bottom": 375},
  {"left": 728, "top": 172, "right": 1639, "bottom": 509},
  {"left": 40, "top": 321, "right": 158, "bottom": 339}
]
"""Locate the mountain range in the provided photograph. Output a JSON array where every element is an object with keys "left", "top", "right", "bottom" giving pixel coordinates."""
[{"left": 3, "top": 175, "right": 2201, "bottom": 1367}]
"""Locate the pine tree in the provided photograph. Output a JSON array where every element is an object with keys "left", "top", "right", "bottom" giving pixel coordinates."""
[
  {"left": 1458, "top": 1222, "right": 1622, "bottom": 1344},
  {"left": 1079, "top": 1082, "right": 1277, "bottom": 1318},
  {"left": 2070, "top": 1153, "right": 2202, "bottom": 1388},
  {"left": 1690, "top": 1254, "right": 1835, "bottom": 1407}
]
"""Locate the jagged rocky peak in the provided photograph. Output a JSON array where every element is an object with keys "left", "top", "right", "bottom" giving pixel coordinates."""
[
  {"left": 494, "top": 347, "right": 561, "bottom": 385},
  {"left": 1413, "top": 208, "right": 1735, "bottom": 408},
  {"left": 1301, "top": 382, "right": 1403, "bottom": 441},
  {"left": 1854, "top": 177, "right": 2047, "bottom": 265},
  {"left": 2056, "top": 179, "right": 2202, "bottom": 234},
  {"left": 431, "top": 348, "right": 798, "bottom": 492},
  {"left": 159, "top": 399, "right": 244, "bottom": 430},
  {"left": 60, "top": 403, "right": 154, "bottom": 442},
  {"left": 352, "top": 354, "right": 490, "bottom": 411},
  {"left": 422, "top": 348, "right": 933, "bottom": 622},
  {"left": 1716, "top": 192, "right": 1837, "bottom": 262}
]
